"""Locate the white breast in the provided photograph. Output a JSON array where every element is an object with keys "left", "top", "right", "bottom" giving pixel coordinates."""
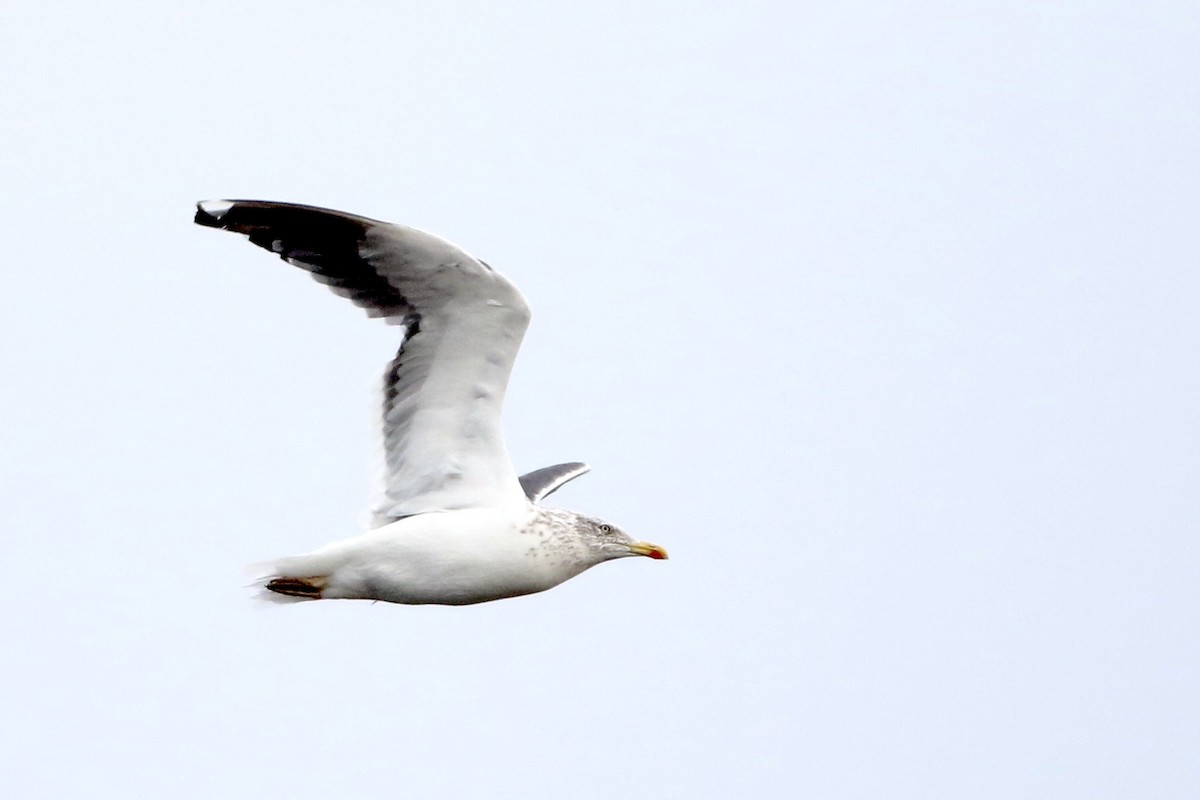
[{"left": 275, "top": 505, "right": 591, "bottom": 605}]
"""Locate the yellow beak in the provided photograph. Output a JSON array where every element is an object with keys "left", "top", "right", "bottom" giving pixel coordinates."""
[{"left": 628, "top": 541, "right": 669, "bottom": 560}]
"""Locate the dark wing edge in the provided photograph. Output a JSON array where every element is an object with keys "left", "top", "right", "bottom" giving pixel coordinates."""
[
  {"left": 197, "top": 198, "right": 533, "bottom": 518},
  {"left": 194, "top": 199, "right": 411, "bottom": 319},
  {"left": 518, "top": 462, "right": 591, "bottom": 503}
]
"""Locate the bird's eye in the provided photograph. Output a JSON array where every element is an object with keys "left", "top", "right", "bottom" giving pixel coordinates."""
[{"left": 600, "top": 524, "right": 612, "bottom": 534}]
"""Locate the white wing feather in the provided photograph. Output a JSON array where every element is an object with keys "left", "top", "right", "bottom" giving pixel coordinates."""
[{"left": 195, "top": 200, "right": 531, "bottom": 522}]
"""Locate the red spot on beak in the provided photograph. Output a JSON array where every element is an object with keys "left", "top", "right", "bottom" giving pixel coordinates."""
[{"left": 630, "top": 541, "right": 668, "bottom": 559}]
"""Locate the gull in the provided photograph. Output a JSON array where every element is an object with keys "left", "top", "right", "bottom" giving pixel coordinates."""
[{"left": 194, "top": 200, "right": 667, "bottom": 605}]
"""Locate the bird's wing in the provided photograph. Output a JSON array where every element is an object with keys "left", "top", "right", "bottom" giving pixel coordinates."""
[
  {"left": 195, "top": 200, "right": 531, "bottom": 521},
  {"left": 518, "top": 462, "right": 591, "bottom": 503}
]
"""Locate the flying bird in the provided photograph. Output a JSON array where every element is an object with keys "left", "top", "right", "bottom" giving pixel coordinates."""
[{"left": 194, "top": 200, "right": 667, "bottom": 605}]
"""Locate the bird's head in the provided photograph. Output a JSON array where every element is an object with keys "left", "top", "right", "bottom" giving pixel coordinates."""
[{"left": 578, "top": 516, "right": 669, "bottom": 562}]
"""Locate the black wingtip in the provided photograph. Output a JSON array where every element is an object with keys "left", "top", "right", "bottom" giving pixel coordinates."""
[
  {"left": 194, "top": 199, "right": 234, "bottom": 228},
  {"left": 266, "top": 577, "right": 324, "bottom": 599}
]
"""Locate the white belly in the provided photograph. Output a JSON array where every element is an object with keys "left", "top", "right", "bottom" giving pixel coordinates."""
[{"left": 273, "top": 506, "right": 589, "bottom": 605}]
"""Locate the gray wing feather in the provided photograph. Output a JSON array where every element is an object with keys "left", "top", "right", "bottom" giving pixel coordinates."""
[
  {"left": 518, "top": 462, "right": 591, "bottom": 503},
  {"left": 195, "top": 200, "right": 531, "bottom": 522}
]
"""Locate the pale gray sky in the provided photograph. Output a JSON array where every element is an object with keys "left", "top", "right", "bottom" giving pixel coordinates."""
[{"left": 2, "top": 1, "right": 1197, "bottom": 797}]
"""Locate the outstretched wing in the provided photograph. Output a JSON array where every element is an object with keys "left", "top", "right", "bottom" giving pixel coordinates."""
[
  {"left": 195, "top": 200, "right": 531, "bottom": 521},
  {"left": 519, "top": 462, "right": 591, "bottom": 503}
]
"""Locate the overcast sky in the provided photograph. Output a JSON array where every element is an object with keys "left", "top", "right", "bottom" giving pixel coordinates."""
[{"left": 2, "top": 1, "right": 1197, "bottom": 798}]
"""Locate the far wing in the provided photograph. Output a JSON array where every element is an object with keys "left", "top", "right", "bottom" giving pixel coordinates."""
[
  {"left": 518, "top": 462, "right": 591, "bottom": 503},
  {"left": 195, "top": 200, "right": 531, "bottom": 521}
]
